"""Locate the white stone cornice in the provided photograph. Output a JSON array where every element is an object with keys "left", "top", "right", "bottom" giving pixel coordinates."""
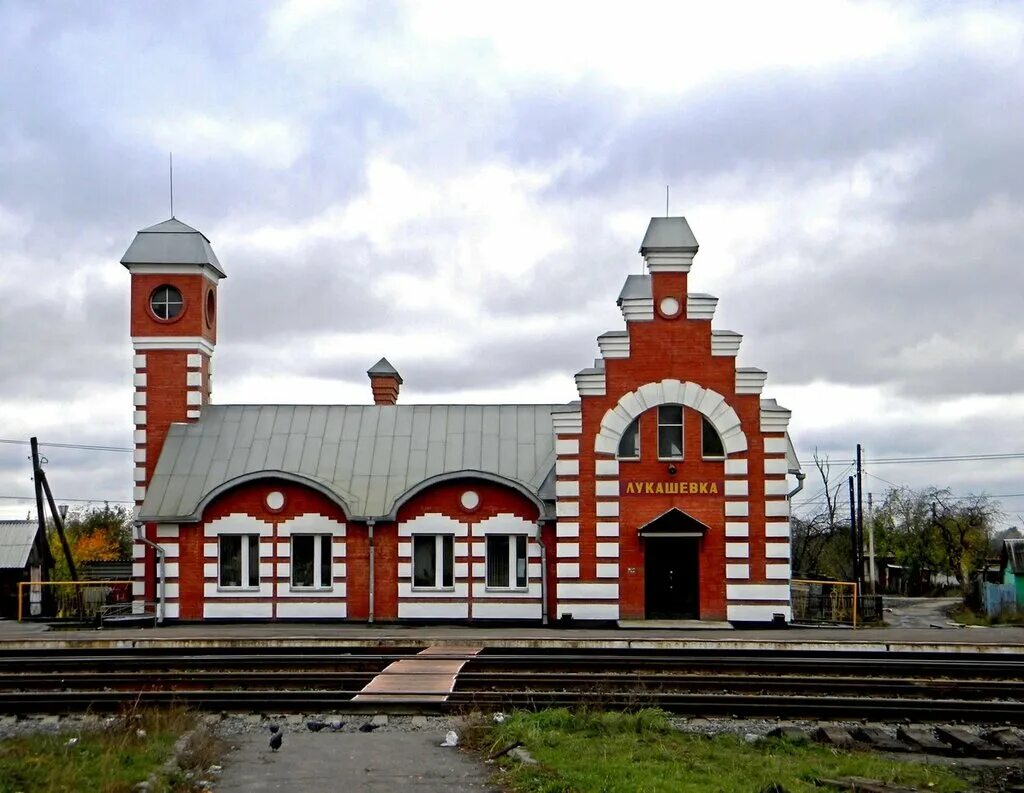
[
  {"left": 735, "top": 368, "right": 768, "bottom": 395},
  {"left": 619, "top": 298, "right": 654, "bottom": 322},
  {"left": 597, "top": 330, "right": 630, "bottom": 359},
  {"left": 574, "top": 368, "right": 606, "bottom": 397},
  {"left": 132, "top": 336, "right": 215, "bottom": 356},
  {"left": 711, "top": 330, "right": 742, "bottom": 357},
  {"left": 686, "top": 293, "right": 718, "bottom": 320}
]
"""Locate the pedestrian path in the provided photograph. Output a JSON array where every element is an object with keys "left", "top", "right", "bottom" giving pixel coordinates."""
[
  {"left": 215, "top": 731, "right": 496, "bottom": 792},
  {"left": 354, "top": 645, "right": 482, "bottom": 703}
]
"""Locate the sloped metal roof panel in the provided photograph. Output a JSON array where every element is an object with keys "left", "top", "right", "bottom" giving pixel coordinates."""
[
  {"left": 0, "top": 521, "right": 39, "bottom": 569},
  {"left": 140, "top": 403, "right": 564, "bottom": 522},
  {"left": 639, "top": 216, "right": 699, "bottom": 253}
]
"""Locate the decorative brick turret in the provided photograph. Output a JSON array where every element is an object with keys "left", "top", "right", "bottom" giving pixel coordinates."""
[{"left": 368, "top": 357, "right": 402, "bottom": 405}]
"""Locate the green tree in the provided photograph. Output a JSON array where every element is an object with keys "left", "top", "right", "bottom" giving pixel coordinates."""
[{"left": 47, "top": 503, "right": 132, "bottom": 580}]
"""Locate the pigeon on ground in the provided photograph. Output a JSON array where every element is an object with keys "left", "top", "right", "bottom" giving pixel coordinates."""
[
  {"left": 329, "top": 720, "right": 346, "bottom": 732},
  {"left": 307, "top": 720, "right": 326, "bottom": 732},
  {"left": 269, "top": 731, "right": 283, "bottom": 752},
  {"left": 358, "top": 723, "right": 380, "bottom": 733},
  {"left": 268, "top": 724, "right": 280, "bottom": 734}
]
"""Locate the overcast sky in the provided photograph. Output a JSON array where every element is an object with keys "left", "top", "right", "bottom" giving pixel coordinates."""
[{"left": 1, "top": 1, "right": 1022, "bottom": 526}]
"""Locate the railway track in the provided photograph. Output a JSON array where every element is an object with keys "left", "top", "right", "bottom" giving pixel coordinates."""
[{"left": 0, "top": 647, "right": 1021, "bottom": 723}]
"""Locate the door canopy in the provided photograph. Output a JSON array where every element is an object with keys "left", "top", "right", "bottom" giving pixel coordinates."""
[{"left": 637, "top": 507, "right": 711, "bottom": 538}]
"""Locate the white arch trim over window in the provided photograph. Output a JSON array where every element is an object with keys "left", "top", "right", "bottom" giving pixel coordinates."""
[{"left": 595, "top": 379, "right": 747, "bottom": 456}]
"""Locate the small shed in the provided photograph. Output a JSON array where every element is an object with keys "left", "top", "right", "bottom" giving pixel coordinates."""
[
  {"left": 0, "top": 520, "right": 53, "bottom": 619},
  {"left": 1002, "top": 538, "right": 1024, "bottom": 608}
]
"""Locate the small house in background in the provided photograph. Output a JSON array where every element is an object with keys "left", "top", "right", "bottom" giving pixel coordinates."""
[
  {"left": 1001, "top": 538, "right": 1024, "bottom": 609},
  {"left": 0, "top": 519, "right": 53, "bottom": 619}
]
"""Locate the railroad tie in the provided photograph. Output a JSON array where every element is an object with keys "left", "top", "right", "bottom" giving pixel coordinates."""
[{"left": 353, "top": 645, "right": 482, "bottom": 703}]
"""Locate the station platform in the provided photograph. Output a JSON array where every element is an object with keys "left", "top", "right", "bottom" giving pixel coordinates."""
[{"left": 1, "top": 618, "right": 1022, "bottom": 654}]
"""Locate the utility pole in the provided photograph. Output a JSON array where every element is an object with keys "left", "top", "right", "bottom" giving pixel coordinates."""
[
  {"left": 855, "top": 443, "right": 865, "bottom": 586},
  {"left": 848, "top": 476, "right": 858, "bottom": 583},
  {"left": 30, "top": 437, "right": 77, "bottom": 581},
  {"left": 867, "top": 491, "right": 876, "bottom": 595}
]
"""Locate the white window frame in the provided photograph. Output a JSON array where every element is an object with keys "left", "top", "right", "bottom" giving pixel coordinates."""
[
  {"left": 701, "top": 415, "right": 725, "bottom": 461},
  {"left": 657, "top": 404, "right": 684, "bottom": 461},
  {"left": 485, "top": 534, "right": 529, "bottom": 591},
  {"left": 218, "top": 533, "right": 259, "bottom": 590},
  {"left": 290, "top": 533, "right": 333, "bottom": 591},
  {"left": 616, "top": 416, "right": 641, "bottom": 460},
  {"left": 411, "top": 534, "right": 455, "bottom": 591}
]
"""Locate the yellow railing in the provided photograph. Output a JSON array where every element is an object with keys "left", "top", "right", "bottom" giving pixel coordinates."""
[
  {"left": 17, "top": 580, "right": 133, "bottom": 622},
  {"left": 791, "top": 579, "right": 859, "bottom": 627}
]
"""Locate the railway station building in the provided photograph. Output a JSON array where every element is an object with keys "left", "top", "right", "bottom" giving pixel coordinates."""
[{"left": 123, "top": 215, "right": 801, "bottom": 624}]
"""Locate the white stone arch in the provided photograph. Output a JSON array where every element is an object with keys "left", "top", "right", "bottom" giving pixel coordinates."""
[{"left": 594, "top": 379, "right": 747, "bottom": 456}]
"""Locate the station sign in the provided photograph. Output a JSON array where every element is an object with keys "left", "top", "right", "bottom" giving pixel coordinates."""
[{"left": 623, "top": 480, "right": 721, "bottom": 495}]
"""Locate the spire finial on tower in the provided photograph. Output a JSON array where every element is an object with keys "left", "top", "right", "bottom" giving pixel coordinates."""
[{"left": 169, "top": 152, "right": 174, "bottom": 218}]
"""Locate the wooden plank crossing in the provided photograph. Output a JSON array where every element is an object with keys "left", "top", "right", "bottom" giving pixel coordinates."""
[{"left": 353, "top": 645, "right": 482, "bottom": 703}]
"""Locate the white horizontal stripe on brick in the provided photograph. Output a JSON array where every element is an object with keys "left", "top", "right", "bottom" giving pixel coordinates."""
[
  {"left": 277, "top": 602, "right": 347, "bottom": 619},
  {"left": 472, "top": 583, "right": 542, "bottom": 599},
  {"left": 398, "top": 583, "right": 469, "bottom": 599},
  {"left": 186, "top": 353, "right": 202, "bottom": 368},
  {"left": 596, "top": 543, "right": 619, "bottom": 558},
  {"left": 398, "top": 602, "right": 469, "bottom": 619},
  {"left": 204, "top": 602, "right": 274, "bottom": 619},
  {"left": 724, "top": 480, "right": 748, "bottom": 497},
  {"left": 132, "top": 391, "right": 147, "bottom": 406},
  {"left": 186, "top": 390, "right": 203, "bottom": 406},
  {"left": 763, "top": 438, "right": 788, "bottom": 454},
  {"left": 131, "top": 581, "right": 145, "bottom": 596},
  {"left": 765, "top": 522, "right": 791, "bottom": 538},
  {"left": 133, "top": 429, "right": 147, "bottom": 445},
  {"left": 595, "top": 459, "right": 619, "bottom": 476},
  {"left": 765, "top": 479, "right": 790, "bottom": 496},
  {"left": 473, "top": 602, "right": 542, "bottom": 619},
  {"left": 726, "top": 564, "right": 749, "bottom": 579},
  {"left": 133, "top": 373, "right": 147, "bottom": 387},
  {"left": 133, "top": 448, "right": 146, "bottom": 463},
  {"left": 764, "top": 458, "right": 789, "bottom": 475},
  {"left": 133, "top": 410, "right": 146, "bottom": 425},
  {"left": 555, "top": 439, "right": 580, "bottom": 456},
  {"left": 726, "top": 584, "right": 790, "bottom": 601},
  {"left": 596, "top": 563, "right": 618, "bottom": 578},
  {"left": 725, "top": 543, "right": 749, "bottom": 559},
  {"left": 724, "top": 501, "right": 749, "bottom": 517},
  {"left": 556, "top": 563, "right": 580, "bottom": 578},
  {"left": 724, "top": 459, "right": 748, "bottom": 476},
  {"left": 725, "top": 522, "right": 749, "bottom": 538},
  {"left": 555, "top": 480, "right": 580, "bottom": 498},
  {"left": 596, "top": 522, "right": 619, "bottom": 537},
  {"left": 204, "top": 583, "right": 273, "bottom": 598},
  {"left": 765, "top": 543, "right": 791, "bottom": 559},
  {"left": 186, "top": 370, "right": 203, "bottom": 387},
  {"left": 132, "top": 562, "right": 145, "bottom": 578},
  {"left": 595, "top": 501, "right": 619, "bottom": 517},
  {"left": 155, "top": 524, "right": 178, "bottom": 538},
  {"left": 556, "top": 602, "right": 619, "bottom": 620},
  {"left": 203, "top": 562, "right": 218, "bottom": 578},
  {"left": 728, "top": 604, "right": 791, "bottom": 622},
  {"left": 557, "top": 543, "right": 579, "bottom": 558},
  {"left": 557, "top": 582, "right": 619, "bottom": 600},
  {"left": 133, "top": 354, "right": 147, "bottom": 369},
  {"left": 556, "top": 522, "right": 579, "bottom": 538},
  {"left": 278, "top": 584, "right": 347, "bottom": 599},
  {"left": 765, "top": 500, "right": 790, "bottom": 517},
  {"left": 555, "top": 459, "right": 579, "bottom": 476},
  {"left": 766, "top": 563, "right": 791, "bottom": 580},
  {"left": 595, "top": 479, "right": 619, "bottom": 497},
  {"left": 133, "top": 467, "right": 146, "bottom": 483},
  {"left": 556, "top": 501, "right": 580, "bottom": 518},
  {"left": 133, "top": 486, "right": 146, "bottom": 501}
]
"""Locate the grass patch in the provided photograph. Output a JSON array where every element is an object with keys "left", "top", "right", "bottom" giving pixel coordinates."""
[
  {"left": 478, "top": 709, "right": 972, "bottom": 793},
  {"left": 949, "top": 604, "right": 1024, "bottom": 626},
  {"left": 0, "top": 707, "right": 222, "bottom": 793}
]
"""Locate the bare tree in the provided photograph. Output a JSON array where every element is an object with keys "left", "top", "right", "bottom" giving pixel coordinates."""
[{"left": 791, "top": 451, "right": 851, "bottom": 577}]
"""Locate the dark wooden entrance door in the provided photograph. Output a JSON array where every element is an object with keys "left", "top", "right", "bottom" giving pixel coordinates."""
[{"left": 645, "top": 538, "right": 699, "bottom": 619}]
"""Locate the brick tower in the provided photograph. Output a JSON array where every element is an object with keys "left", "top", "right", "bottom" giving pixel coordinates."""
[{"left": 121, "top": 218, "right": 225, "bottom": 607}]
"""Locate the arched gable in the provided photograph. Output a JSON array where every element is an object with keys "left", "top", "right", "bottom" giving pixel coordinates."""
[{"left": 595, "top": 379, "right": 746, "bottom": 456}]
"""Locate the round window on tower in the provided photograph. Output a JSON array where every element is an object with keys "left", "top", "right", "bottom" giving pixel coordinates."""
[
  {"left": 150, "top": 285, "right": 184, "bottom": 321},
  {"left": 205, "top": 289, "right": 216, "bottom": 328}
]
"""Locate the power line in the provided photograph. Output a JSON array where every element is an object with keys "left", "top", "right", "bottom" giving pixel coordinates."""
[
  {"left": 0, "top": 439, "right": 133, "bottom": 453},
  {"left": 0, "top": 494, "right": 133, "bottom": 504},
  {"left": 797, "top": 452, "right": 1024, "bottom": 466}
]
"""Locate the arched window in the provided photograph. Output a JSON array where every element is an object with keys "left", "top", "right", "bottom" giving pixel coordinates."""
[
  {"left": 702, "top": 416, "right": 725, "bottom": 459},
  {"left": 617, "top": 417, "right": 640, "bottom": 459}
]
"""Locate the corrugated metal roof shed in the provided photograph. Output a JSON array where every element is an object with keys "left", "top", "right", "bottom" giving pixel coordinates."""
[
  {"left": 1005, "top": 538, "right": 1024, "bottom": 574},
  {"left": 0, "top": 520, "right": 41, "bottom": 569},
  {"left": 141, "top": 404, "right": 562, "bottom": 522}
]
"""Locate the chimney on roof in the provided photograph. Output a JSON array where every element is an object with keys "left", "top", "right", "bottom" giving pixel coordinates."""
[{"left": 367, "top": 358, "right": 402, "bottom": 405}]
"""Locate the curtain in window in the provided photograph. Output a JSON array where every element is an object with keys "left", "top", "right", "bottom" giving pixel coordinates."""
[
  {"left": 220, "top": 536, "right": 241, "bottom": 587},
  {"left": 413, "top": 536, "right": 436, "bottom": 587},
  {"left": 487, "top": 535, "right": 510, "bottom": 587}
]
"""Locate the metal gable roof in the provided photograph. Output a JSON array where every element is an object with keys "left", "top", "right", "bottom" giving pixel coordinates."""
[
  {"left": 0, "top": 520, "right": 41, "bottom": 569},
  {"left": 639, "top": 217, "right": 699, "bottom": 253},
  {"left": 140, "top": 404, "right": 562, "bottom": 522}
]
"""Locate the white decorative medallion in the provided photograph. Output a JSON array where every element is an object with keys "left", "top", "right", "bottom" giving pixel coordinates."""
[
  {"left": 266, "top": 491, "right": 285, "bottom": 511},
  {"left": 659, "top": 296, "right": 681, "bottom": 318},
  {"left": 460, "top": 490, "right": 480, "bottom": 510}
]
